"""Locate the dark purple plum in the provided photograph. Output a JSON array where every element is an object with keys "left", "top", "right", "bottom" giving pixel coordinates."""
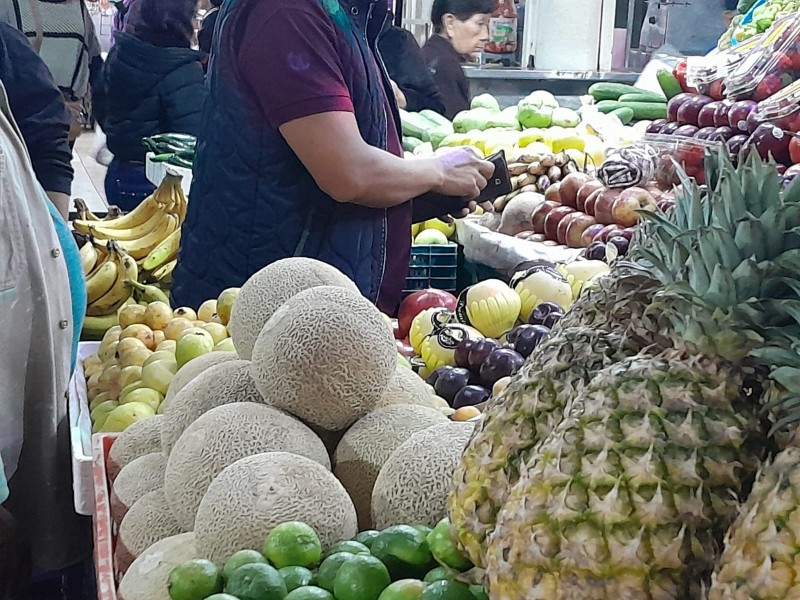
[
  {"left": 426, "top": 366, "right": 452, "bottom": 387},
  {"left": 454, "top": 339, "right": 477, "bottom": 369},
  {"left": 434, "top": 367, "right": 474, "bottom": 404},
  {"left": 466, "top": 339, "right": 501, "bottom": 373},
  {"left": 708, "top": 126, "right": 735, "bottom": 143},
  {"left": 677, "top": 95, "right": 713, "bottom": 126},
  {"left": 529, "top": 301, "right": 564, "bottom": 326},
  {"left": 584, "top": 240, "right": 607, "bottom": 262},
  {"left": 542, "top": 310, "right": 565, "bottom": 329},
  {"left": 480, "top": 348, "right": 525, "bottom": 387},
  {"left": 512, "top": 324, "right": 551, "bottom": 358},
  {"left": 607, "top": 235, "right": 630, "bottom": 256},
  {"left": 667, "top": 93, "right": 695, "bottom": 122},
  {"left": 694, "top": 127, "right": 717, "bottom": 140},
  {"left": 697, "top": 102, "right": 720, "bottom": 128},
  {"left": 453, "top": 385, "right": 491, "bottom": 409},
  {"left": 660, "top": 121, "right": 682, "bottom": 136},
  {"left": 646, "top": 119, "right": 668, "bottom": 134},
  {"left": 673, "top": 124, "right": 699, "bottom": 137},
  {"left": 728, "top": 100, "right": 757, "bottom": 132}
]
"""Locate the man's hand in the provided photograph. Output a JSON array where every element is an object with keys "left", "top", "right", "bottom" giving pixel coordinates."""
[{"left": 432, "top": 147, "right": 496, "bottom": 200}]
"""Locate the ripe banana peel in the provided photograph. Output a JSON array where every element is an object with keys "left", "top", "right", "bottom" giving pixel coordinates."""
[
  {"left": 143, "top": 228, "right": 180, "bottom": 271},
  {"left": 151, "top": 259, "right": 176, "bottom": 284},
  {"left": 128, "top": 280, "right": 170, "bottom": 305},
  {"left": 86, "top": 242, "right": 139, "bottom": 317}
]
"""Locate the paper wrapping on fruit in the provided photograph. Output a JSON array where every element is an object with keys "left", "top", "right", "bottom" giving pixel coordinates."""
[{"left": 598, "top": 145, "right": 657, "bottom": 189}]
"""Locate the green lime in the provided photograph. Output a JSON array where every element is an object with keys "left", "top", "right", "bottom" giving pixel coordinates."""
[
  {"left": 264, "top": 522, "right": 323, "bottom": 569},
  {"left": 418, "top": 580, "right": 471, "bottom": 600},
  {"left": 326, "top": 540, "right": 371, "bottom": 557},
  {"left": 316, "top": 552, "right": 359, "bottom": 592},
  {"left": 279, "top": 566, "right": 314, "bottom": 592},
  {"left": 469, "top": 585, "right": 488, "bottom": 600},
  {"left": 372, "top": 526, "right": 432, "bottom": 566},
  {"left": 426, "top": 520, "right": 472, "bottom": 571},
  {"left": 354, "top": 530, "right": 380, "bottom": 548},
  {"left": 284, "top": 586, "right": 334, "bottom": 600},
  {"left": 412, "top": 525, "right": 433, "bottom": 538},
  {"left": 377, "top": 579, "right": 428, "bottom": 600},
  {"left": 225, "top": 563, "right": 287, "bottom": 600},
  {"left": 423, "top": 567, "right": 453, "bottom": 583},
  {"left": 333, "top": 554, "right": 392, "bottom": 600},
  {"left": 205, "top": 595, "right": 241, "bottom": 600},
  {"left": 223, "top": 550, "right": 268, "bottom": 580},
  {"left": 168, "top": 559, "right": 223, "bottom": 600}
]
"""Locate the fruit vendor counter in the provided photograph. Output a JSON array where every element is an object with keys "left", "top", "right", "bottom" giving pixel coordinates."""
[
  {"left": 455, "top": 216, "right": 581, "bottom": 277},
  {"left": 145, "top": 153, "right": 192, "bottom": 195},
  {"left": 464, "top": 67, "right": 641, "bottom": 111}
]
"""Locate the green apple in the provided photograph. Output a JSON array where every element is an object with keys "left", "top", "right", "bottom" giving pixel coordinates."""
[{"left": 414, "top": 229, "right": 449, "bottom": 245}]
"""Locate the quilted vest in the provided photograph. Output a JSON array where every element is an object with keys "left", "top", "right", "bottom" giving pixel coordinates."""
[{"left": 170, "top": 0, "right": 404, "bottom": 310}]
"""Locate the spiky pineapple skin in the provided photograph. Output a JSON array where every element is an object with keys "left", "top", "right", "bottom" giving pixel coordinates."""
[
  {"left": 485, "top": 352, "right": 764, "bottom": 600},
  {"left": 708, "top": 446, "right": 800, "bottom": 600},
  {"left": 449, "top": 269, "right": 661, "bottom": 568}
]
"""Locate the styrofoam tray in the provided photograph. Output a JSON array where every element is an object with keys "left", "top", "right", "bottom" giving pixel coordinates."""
[
  {"left": 145, "top": 153, "right": 192, "bottom": 196},
  {"left": 68, "top": 341, "right": 100, "bottom": 515}
]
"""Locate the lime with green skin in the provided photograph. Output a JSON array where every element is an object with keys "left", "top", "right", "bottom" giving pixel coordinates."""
[
  {"left": 354, "top": 530, "right": 380, "bottom": 549},
  {"left": 377, "top": 579, "right": 428, "bottom": 600},
  {"left": 205, "top": 595, "right": 241, "bottom": 600},
  {"left": 224, "top": 563, "right": 287, "bottom": 600},
  {"left": 284, "top": 586, "right": 334, "bottom": 600},
  {"left": 316, "top": 551, "right": 359, "bottom": 592},
  {"left": 223, "top": 550, "right": 268, "bottom": 580},
  {"left": 168, "top": 559, "right": 223, "bottom": 600},
  {"left": 469, "top": 585, "right": 488, "bottom": 600},
  {"left": 418, "top": 580, "right": 472, "bottom": 600},
  {"left": 411, "top": 525, "right": 433, "bottom": 538},
  {"left": 333, "top": 554, "right": 392, "bottom": 600},
  {"left": 326, "top": 540, "right": 371, "bottom": 557},
  {"left": 423, "top": 567, "right": 453, "bottom": 583},
  {"left": 264, "top": 522, "right": 323, "bottom": 569},
  {"left": 279, "top": 566, "right": 314, "bottom": 592},
  {"left": 426, "top": 519, "right": 472, "bottom": 571},
  {"left": 371, "top": 525, "right": 435, "bottom": 580}
]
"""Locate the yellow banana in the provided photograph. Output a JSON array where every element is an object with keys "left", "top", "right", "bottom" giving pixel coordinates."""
[
  {"left": 79, "top": 240, "right": 98, "bottom": 275},
  {"left": 88, "top": 204, "right": 171, "bottom": 241},
  {"left": 151, "top": 259, "right": 176, "bottom": 284},
  {"left": 74, "top": 194, "right": 159, "bottom": 233},
  {"left": 73, "top": 198, "right": 102, "bottom": 222},
  {"left": 128, "top": 280, "right": 171, "bottom": 305},
  {"left": 142, "top": 228, "right": 181, "bottom": 271},
  {"left": 86, "top": 244, "right": 138, "bottom": 316},
  {"left": 85, "top": 259, "right": 118, "bottom": 304},
  {"left": 81, "top": 297, "right": 135, "bottom": 338},
  {"left": 116, "top": 213, "right": 179, "bottom": 259}
]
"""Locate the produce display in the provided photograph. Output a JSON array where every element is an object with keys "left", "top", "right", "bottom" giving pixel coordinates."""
[
  {"left": 82, "top": 286, "right": 240, "bottom": 433},
  {"left": 719, "top": 0, "right": 795, "bottom": 47},
  {"left": 143, "top": 133, "right": 196, "bottom": 169}
]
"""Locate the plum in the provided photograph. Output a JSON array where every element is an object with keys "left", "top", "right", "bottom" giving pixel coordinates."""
[
  {"left": 584, "top": 240, "right": 607, "bottom": 261},
  {"left": 694, "top": 127, "right": 717, "bottom": 140},
  {"left": 529, "top": 301, "right": 564, "bottom": 326},
  {"left": 480, "top": 348, "right": 525, "bottom": 387},
  {"left": 713, "top": 100, "right": 733, "bottom": 128},
  {"left": 511, "top": 324, "right": 551, "bottom": 358},
  {"left": 454, "top": 338, "right": 477, "bottom": 369},
  {"left": 660, "top": 122, "right": 682, "bottom": 135},
  {"left": 708, "top": 126, "right": 735, "bottom": 143},
  {"left": 697, "top": 102, "right": 720, "bottom": 129},
  {"left": 434, "top": 367, "right": 475, "bottom": 404},
  {"left": 426, "top": 366, "right": 452, "bottom": 387},
  {"left": 453, "top": 385, "right": 491, "bottom": 409},
  {"left": 726, "top": 134, "right": 750, "bottom": 159},
  {"left": 542, "top": 310, "right": 564, "bottom": 329},
  {"left": 745, "top": 124, "right": 792, "bottom": 165},
  {"left": 467, "top": 339, "right": 502, "bottom": 373},
  {"left": 607, "top": 235, "right": 630, "bottom": 256}
]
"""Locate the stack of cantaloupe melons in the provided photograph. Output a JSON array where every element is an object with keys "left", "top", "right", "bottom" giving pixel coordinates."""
[{"left": 112, "top": 258, "right": 470, "bottom": 600}]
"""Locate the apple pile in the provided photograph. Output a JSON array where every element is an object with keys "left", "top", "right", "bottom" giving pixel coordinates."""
[{"left": 493, "top": 150, "right": 586, "bottom": 212}]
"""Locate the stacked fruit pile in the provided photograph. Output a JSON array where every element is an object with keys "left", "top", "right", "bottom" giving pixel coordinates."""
[
  {"left": 447, "top": 148, "right": 800, "bottom": 599},
  {"left": 75, "top": 173, "right": 186, "bottom": 337},
  {"left": 83, "top": 288, "right": 238, "bottom": 433},
  {"left": 158, "top": 519, "right": 482, "bottom": 600},
  {"left": 719, "top": 0, "right": 795, "bottom": 47}
]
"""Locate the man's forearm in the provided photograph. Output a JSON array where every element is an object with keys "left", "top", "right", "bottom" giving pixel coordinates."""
[
  {"left": 343, "top": 149, "right": 444, "bottom": 207},
  {"left": 46, "top": 191, "right": 70, "bottom": 220}
]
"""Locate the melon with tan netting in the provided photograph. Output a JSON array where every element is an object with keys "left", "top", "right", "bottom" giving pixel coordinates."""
[{"left": 107, "top": 415, "right": 164, "bottom": 482}]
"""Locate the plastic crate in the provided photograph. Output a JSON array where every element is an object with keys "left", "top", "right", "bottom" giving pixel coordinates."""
[
  {"left": 69, "top": 341, "right": 100, "bottom": 515},
  {"left": 92, "top": 433, "right": 119, "bottom": 600},
  {"left": 403, "top": 243, "right": 458, "bottom": 294}
]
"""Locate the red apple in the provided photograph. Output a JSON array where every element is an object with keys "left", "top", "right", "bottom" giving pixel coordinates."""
[
  {"left": 576, "top": 181, "right": 604, "bottom": 212},
  {"left": 790, "top": 136, "right": 800, "bottom": 165},
  {"left": 564, "top": 213, "right": 598, "bottom": 248},
  {"left": 657, "top": 199, "right": 676, "bottom": 212},
  {"left": 584, "top": 188, "right": 603, "bottom": 217},
  {"left": 593, "top": 224, "right": 623, "bottom": 243},
  {"left": 544, "top": 183, "right": 562, "bottom": 203},
  {"left": 593, "top": 189, "right": 622, "bottom": 224},
  {"left": 392, "top": 320, "right": 402, "bottom": 340},
  {"left": 397, "top": 289, "right": 457, "bottom": 338},
  {"left": 611, "top": 187, "right": 658, "bottom": 228},
  {"left": 618, "top": 227, "right": 638, "bottom": 241},
  {"left": 396, "top": 338, "right": 416, "bottom": 358},
  {"left": 581, "top": 223, "right": 606, "bottom": 247},
  {"left": 559, "top": 173, "right": 593, "bottom": 208},
  {"left": 543, "top": 206, "right": 576, "bottom": 241},
  {"left": 531, "top": 200, "right": 560, "bottom": 234}
]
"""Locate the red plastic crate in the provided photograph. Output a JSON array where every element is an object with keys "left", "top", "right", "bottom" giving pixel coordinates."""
[{"left": 92, "top": 433, "right": 120, "bottom": 600}]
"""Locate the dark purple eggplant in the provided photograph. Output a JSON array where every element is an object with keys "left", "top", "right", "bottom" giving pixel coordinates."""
[{"left": 646, "top": 119, "right": 668, "bottom": 134}]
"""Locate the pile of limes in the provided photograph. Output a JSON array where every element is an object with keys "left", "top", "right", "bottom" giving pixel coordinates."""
[{"left": 167, "top": 519, "right": 486, "bottom": 600}]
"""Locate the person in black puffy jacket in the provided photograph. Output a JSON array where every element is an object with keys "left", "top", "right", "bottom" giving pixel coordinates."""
[{"left": 94, "top": 0, "right": 204, "bottom": 210}]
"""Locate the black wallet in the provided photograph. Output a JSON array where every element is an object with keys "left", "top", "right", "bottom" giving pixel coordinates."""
[{"left": 474, "top": 150, "right": 513, "bottom": 203}]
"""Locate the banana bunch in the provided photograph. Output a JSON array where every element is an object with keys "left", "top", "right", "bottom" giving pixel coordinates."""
[
  {"left": 73, "top": 173, "right": 187, "bottom": 261},
  {"left": 73, "top": 197, "right": 123, "bottom": 222},
  {"left": 82, "top": 241, "right": 139, "bottom": 336}
]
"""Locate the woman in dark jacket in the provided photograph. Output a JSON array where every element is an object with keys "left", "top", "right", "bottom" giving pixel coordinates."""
[
  {"left": 421, "top": 0, "right": 494, "bottom": 119},
  {"left": 94, "top": 0, "right": 204, "bottom": 210}
]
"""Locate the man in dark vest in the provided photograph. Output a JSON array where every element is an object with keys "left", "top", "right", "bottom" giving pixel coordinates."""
[{"left": 170, "top": 0, "right": 494, "bottom": 314}]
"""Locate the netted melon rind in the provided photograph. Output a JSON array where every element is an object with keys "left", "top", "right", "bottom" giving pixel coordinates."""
[
  {"left": 117, "top": 532, "right": 199, "bottom": 600},
  {"left": 110, "top": 452, "right": 168, "bottom": 526},
  {"left": 108, "top": 415, "right": 164, "bottom": 483},
  {"left": 374, "top": 366, "right": 438, "bottom": 410},
  {"left": 162, "top": 351, "right": 238, "bottom": 411}
]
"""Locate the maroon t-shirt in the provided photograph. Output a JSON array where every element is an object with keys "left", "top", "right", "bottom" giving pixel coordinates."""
[{"left": 237, "top": 0, "right": 410, "bottom": 313}]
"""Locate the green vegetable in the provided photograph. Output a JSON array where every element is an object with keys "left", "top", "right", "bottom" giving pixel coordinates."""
[
  {"left": 656, "top": 69, "right": 683, "bottom": 99},
  {"left": 402, "top": 137, "right": 424, "bottom": 152},
  {"left": 470, "top": 93, "right": 501, "bottom": 113},
  {"left": 617, "top": 91, "right": 667, "bottom": 103},
  {"left": 596, "top": 100, "right": 667, "bottom": 120},
  {"left": 588, "top": 82, "right": 642, "bottom": 101},
  {"left": 150, "top": 153, "right": 175, "bottom": 163},
  {"left": 400, "top": 109, "right": 435, "bottom": 141},
  {"left": 737, "top": 0, "right": 758, "bottom": 14},
  {"left": 485, "top": 107, "right": 521, "bottom": 131},
  {"left": 167, "top": 155, "right": 194, "bottom": 169},
  {"left": 452, "top": 108, "right": 493, "bottom": 133},
  {"left": 517, "top": 99, "right": 553, "bottom": 129},
  {"left": 429, "top": 125, "right": 454, "bottom": 149},
  {"left": 610, "top": 107, "right": 635, "bottom": 125},
  {"left": 418, "top": 110, "right": 452, "bottom": 130}
]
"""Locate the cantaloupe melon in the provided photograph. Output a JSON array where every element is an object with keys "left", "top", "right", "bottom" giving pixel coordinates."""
[
  {"left": 229, "top": 258, "right": 359, "bottom": 360},
  {"left": 107, "top": 415, "right": 164, "bottom": 483},
  {"left": 162, "top": 351, "right": 238, "bottom": 411},
  {"left": 194, "top": 452, "right": 357, "bottom": 565},
  {"left": 374, "top": 365, "right": 438, "bottom": 410},
  {"left": 164, "top": 403, "right": 330, "bottom": 530},
  {"left": 117, "top": 532, "right": 200, "bottom": 600},
  {"left": 115, "top": 488, "right": 185, "bottom": 577},
  {"left": 110, "top": 452, "right": 168, "bottom": 525},
  {"left": 371, "top": 422, "right": 475, "bottom": 529},
  {"left": 250, "top": 286, "right": 395, "bottom": 431},
  {"left": 332, "top": 405, "right": 448, "bottom": 529},
  {"left": 160, "top": 360, "right": 266, "bottom": 454}
]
